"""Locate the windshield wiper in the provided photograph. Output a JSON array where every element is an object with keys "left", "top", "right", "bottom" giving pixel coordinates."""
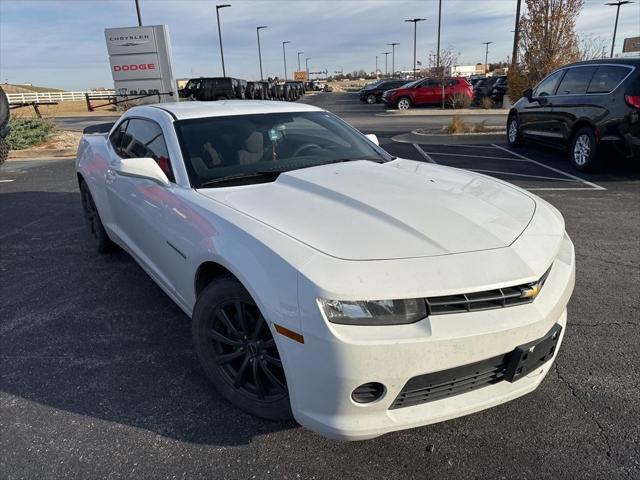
[{"left": 198, "top": 171, "right": 281, "bottom": 188}]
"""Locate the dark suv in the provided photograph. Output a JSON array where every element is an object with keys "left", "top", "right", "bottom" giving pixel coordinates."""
[
  {"left": 507, "top": 59, "right": 640, "bottom": 170},
  {"left": 179, "top": 77, "right": 246, "bottom": 101},
  {"left": 359, "top": 80, "right": 408, "bottom": 104}
]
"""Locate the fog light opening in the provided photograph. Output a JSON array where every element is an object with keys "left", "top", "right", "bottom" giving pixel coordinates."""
[{"left": 351, "top": 382, "right": 386, "bottom": 404}]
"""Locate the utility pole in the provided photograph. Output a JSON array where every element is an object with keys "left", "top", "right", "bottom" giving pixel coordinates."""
[
  {"left": 387, "top": 43, "right": 399, "bottom": 78},
  {"left": 256, "top": 26, "right": 267, "bottom": 81},
  {"left": 305, "top": 57, "right": 311, "bottom": 80},
  {"left": 282, "top": 41, "right": 291, "bottom": 80},
  {"left": 511, "top": 0, "right": 521, "bottom": 68},
  {"left": 216, "top": 4, "right": 231, "bottom": 77},
  {"left": 606, "top": 1, "right": 633, "bottom": 57},
  {"left": 405, "top": 18, "right": 426, "bottom": 80},
  {"left": 482, "top": 41, "right": 493, "bottom": 75},
  {"left": 134, "top": 0, "right": 142, "bottom": 26}
]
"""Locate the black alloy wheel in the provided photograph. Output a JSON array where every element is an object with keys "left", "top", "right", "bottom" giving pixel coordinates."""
[{"left": 193, "top": 278, "right": 292, "bottom": 420}]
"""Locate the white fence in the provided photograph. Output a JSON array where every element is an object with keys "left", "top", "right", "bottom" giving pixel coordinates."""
[{"left": 6, "top": 90, "right": 116, "bottom": 104}]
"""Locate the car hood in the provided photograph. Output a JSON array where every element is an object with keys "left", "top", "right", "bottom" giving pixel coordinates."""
[{"left": 198, "top": 159, "right": 536, "bottom": 261}]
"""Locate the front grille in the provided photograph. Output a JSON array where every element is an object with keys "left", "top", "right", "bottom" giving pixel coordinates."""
[
  {"left": 389, "top": 354, "right": 508, "bottom": 409},
  {"left": 425, "top": 267, "right": 551, "bottom": 316}
]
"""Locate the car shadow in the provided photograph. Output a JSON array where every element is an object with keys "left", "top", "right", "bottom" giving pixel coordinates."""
[{"left": 0, "top": 190, "right": 296, "bottom": 446}]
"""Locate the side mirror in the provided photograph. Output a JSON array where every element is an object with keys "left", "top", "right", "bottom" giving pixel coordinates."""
[
  {"left": 522, "top": 88, "right": 533, "bottom": 102},
  {"left": 365, "top": 133, "right": 380, "bottom": 146},
  {"left": 115, "top": 157, "right": 170, "bottom": 186}
]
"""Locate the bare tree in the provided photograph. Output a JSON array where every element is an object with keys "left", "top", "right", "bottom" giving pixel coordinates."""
[
  {"left": 579, "top": 35, "right": 608, "bottom": 60},
  {"left": 428, "top": 46, "right": 460, "bottom": 77},
  {"left": 509, "top": 0, "right": 584, "bottom": 100}
]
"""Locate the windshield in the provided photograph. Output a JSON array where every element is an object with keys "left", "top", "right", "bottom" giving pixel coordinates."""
[
  {"left": 400, "top": 79, "right": 422, "bottom": 88},
  {"left": 175, "top": 111, "right": 393, "bottom": 188}
]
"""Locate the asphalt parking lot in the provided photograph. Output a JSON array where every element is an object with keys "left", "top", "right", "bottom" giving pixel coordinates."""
[{"left": 1, "top": 94, "right": 639, "bottom": 479}]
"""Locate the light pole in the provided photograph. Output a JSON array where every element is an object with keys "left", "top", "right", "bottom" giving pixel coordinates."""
[
  {"left": 297, "top": 51, "right": 304, "bottom": 72},
  {"left": 511, "top": 0, "right": 521, "bottom": 68},
  {"left": 405, "top": 18, "right": 426, "bottom": 80},
  {"left": 606, "top": 1, "right": 633, "bottom": 57},
  {"left": 436, "top": 0, "right": 442, "bottom": 71},
  {"left": 256, "top": 26, "right": 267, "bottom": 81},
  {"left": 381, "top": 52, "right": 390, "bottom": 78},
  {"left": 387, "top": 43, "right": 399, "bottom": 78},
  {"left": 482, "top": 41, "right": 493, "bottom": 75},
  {"left": 216, "top": 4, "right": 231, "bottom": 77},
  {"left": 134, "top": 0, "right": 142, "bottom": 26},
  {"left": 305, "top": 57, "right": 311, "bottom": 80},
  {"left": 282, "top": 41, "right": 291, "bottom": 80},
  {"left": 375, "top": 55, "right": 378, "bottom": 78}
]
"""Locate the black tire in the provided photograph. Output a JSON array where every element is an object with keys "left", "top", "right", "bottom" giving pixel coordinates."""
[
  {"left": 396, "top": 96, "right": 412, "bottom": 110},
  {"left": 366, "top": 94, "right": 377, "bottom": 104},
  {"left": 192, "top": 277, "right": 292, "bottom": 421},
  {"left": 0, "top": 136, "right": 8, "bottom": 166},
  {"left": 0, "top": 87, "right": 8, "bottom": 129},
  {"left": 570, "top": 126, "right": 599, "bottom": 171},
  {"left": 507, "top": 114, "right": 524, "bottom": 147},
  {"left": 80, "top": 180, "right": 113, "bottom": 253}
]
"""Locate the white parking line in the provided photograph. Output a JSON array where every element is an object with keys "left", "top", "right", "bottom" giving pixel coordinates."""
[
  {"left": 469, "top": 169, "right": 577, "bottom": 182},
  {"left": 491, "top": 144, "right": 605, "bottom": 191},
  {"left": 413, "top": 144, "right": 436, "bottom": 163},
  {"left": 0, "top": 179, "right": 15, "bottom": 183}
]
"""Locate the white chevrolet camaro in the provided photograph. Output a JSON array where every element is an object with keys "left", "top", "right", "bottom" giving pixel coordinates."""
[{"left": 76, "top": 101, "right": 575, "bottom": 441}]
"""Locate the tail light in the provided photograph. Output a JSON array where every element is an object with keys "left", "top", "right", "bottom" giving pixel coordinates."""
[{"left": 625, "top": 95, "right": 640, "bottom": 109}]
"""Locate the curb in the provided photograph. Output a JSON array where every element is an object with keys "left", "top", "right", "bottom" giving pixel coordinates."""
[
  {"left": 392, "top": 131, "right": 506, "bottom": 145},
  {"left": 8, "top": 148, "right": 76, "bottom": 160},
  {"left": 378, "top": 109, "right": 508, "bottom": 117}
]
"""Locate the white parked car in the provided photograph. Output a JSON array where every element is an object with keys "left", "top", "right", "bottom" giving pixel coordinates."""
[{"left": 76, "top": 101, "right": 575, "bottom": 441}]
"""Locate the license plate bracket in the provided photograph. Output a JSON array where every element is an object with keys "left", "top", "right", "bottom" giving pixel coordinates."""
[{"left": 504, "top": 324, "right": 562, "bottom": 382}]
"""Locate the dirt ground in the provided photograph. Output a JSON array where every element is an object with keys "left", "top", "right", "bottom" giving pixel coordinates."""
[{"left": 10, "top": 101, "right": 117, "bottom": 118}]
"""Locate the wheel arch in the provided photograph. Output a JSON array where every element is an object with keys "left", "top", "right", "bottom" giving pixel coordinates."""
[
  {"left": 570, "top": 119, "right": 598, "bottom": 143},
  {"left": 194, "top": 260, "right": 236, "bottom": 298}
]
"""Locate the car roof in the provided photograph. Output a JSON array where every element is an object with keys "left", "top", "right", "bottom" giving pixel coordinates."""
[
  {"left": 564, "top": 58, "right": 640, "bottom": 67},
  {"left": 145, "top": 100, "right": 324, "bottom": 120}
]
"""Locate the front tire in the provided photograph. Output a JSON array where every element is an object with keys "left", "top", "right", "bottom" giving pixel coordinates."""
[
  {"left": 80, "top": 180, "right": 113, "bottom": 253},
  {"left": 507, "top": 114, "right": 524, "bottom": 147},
  {"left": 570, "top": 126, "right": 599, "bottom": 171},
  {"left": 366, "top": 94, "right": 376, "bottom": 104},
  {"left": 192, "top": 277, "right": 292, "bottom": 421},
  {"left": 396, "top": 97, "right": 412, "bottom": 110}
]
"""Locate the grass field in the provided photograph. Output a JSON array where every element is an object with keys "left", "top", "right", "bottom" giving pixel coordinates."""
[{"left": 11, "top": 100, "right": 118, "bottom": 118}]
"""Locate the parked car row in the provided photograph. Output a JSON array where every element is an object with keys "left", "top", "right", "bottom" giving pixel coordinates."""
[
  {"left": 359, "top": 79, "right": 410, "bottom": 104},
  {"left": 179, "top": 77, "right": 308, "bottom": 102},
  {"left": 508, "top": 58, "right": 640, "bottom": 170},
  {"left": 473, "top": 75, "right": 507, "bottom": 106}
]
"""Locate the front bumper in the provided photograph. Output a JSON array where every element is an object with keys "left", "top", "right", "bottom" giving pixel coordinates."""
[{"left": 280, "top": 232, "right": 575, "bottom": 441}]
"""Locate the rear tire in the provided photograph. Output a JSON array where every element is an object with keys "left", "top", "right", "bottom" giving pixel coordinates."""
[
  {"left": 192, "top": 277, "right": 292, "bottom": 421},
  {"left": 507, "top": 114, "right": 524, "bottom": 147},
  {"left": 0, "top": 136, "right": 8, "bottom": 166},
  {"left": 0, "top": 87, "right": 9, "bottom": 129},
  {"left": 570, "top": 126, "right": 599, "bottom": 171},
  {"left": 366, "top": 94, "right": 376, "bottom": 104},
  {"left": 80, "top": 180, "right": 113, "bottom": 253}
]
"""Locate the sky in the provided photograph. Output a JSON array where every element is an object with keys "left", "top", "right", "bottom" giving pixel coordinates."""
[{"left": 1, "top": 0, "right": 639, "bottom": 90}]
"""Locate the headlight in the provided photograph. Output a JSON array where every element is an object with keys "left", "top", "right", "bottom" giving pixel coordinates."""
[{"left": 318, "top": 298, "right": 427, "bottom": 325}]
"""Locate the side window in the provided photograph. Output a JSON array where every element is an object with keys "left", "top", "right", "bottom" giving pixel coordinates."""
[
  {"left": 120, "top": 119, "right": 175, "bottom": 182},
  {"left": 587, "top": 66, "right": 630, "bottom": 94},
  {"left": 534, "top": 70, "right": 565, "bottom": 97},
  {"left": 109, "top": 120, "right": 128, "bottom": 154},
  {"left": 556, "top": 66, "right": 597, "bottom": 95}
]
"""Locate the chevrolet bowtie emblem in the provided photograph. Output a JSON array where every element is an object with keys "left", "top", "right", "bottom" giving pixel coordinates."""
[{"left": 521, "top": 283, "right": 541, "bottom": 299}]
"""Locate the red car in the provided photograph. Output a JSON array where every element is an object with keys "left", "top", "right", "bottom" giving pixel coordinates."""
[{"left": 382, "top": 77, "right": 473, "bottom": 109}]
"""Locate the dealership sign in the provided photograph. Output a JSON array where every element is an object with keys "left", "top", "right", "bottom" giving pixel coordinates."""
[{"left": 104, "top": 25, "right": 177, "bottom": 103}]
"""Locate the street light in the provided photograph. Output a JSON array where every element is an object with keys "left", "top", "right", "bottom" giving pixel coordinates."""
[
  {"left": 282, "top": 41, "right": 291, "bottom": 80},
  {"left": 606, "top": 1, "right": 634, "bottom": 57},
  {"left": 256, "top": 26, "right": 267, "bottom": 81},
  {"left": 511, "top": 0, "right": 522, "bottom": 68},
  {"left": 297, "top": 51, "right": 304, "bottom": 72},
  {"left": 375, "top": 55, "right": 378, "bottom": 78},
  {"left": 305, "top": 57, "right": 311, "bottom": 79},
  {"left": 387, "top": 43, "right": 399, "bottom": 78},
  {"left": 405, "top": 18, "right": 426, "bottom": 80},
  {"left": 381, "top": 52, "right": 390, "bottom": 78},
  {"left": 134, "top": 0, "right": 142, "bottom": 26},
  {"left": 215, "top": 4, "right": 231, "bottom": 77},
  {"left": 482, "top": 41, "right": 493, "bottom": 74},
  {"left": 436, "top": 0, "right": 442, "bottom": 71}
]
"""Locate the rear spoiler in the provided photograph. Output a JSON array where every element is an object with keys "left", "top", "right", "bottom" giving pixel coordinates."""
[{"left": 83, "top": 122, "right": 115, "bottom": 134}]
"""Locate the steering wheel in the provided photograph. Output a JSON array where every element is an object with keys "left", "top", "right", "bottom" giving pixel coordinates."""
[{"left": 292, "top": 143, "right": 322, "bottom": 157}]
